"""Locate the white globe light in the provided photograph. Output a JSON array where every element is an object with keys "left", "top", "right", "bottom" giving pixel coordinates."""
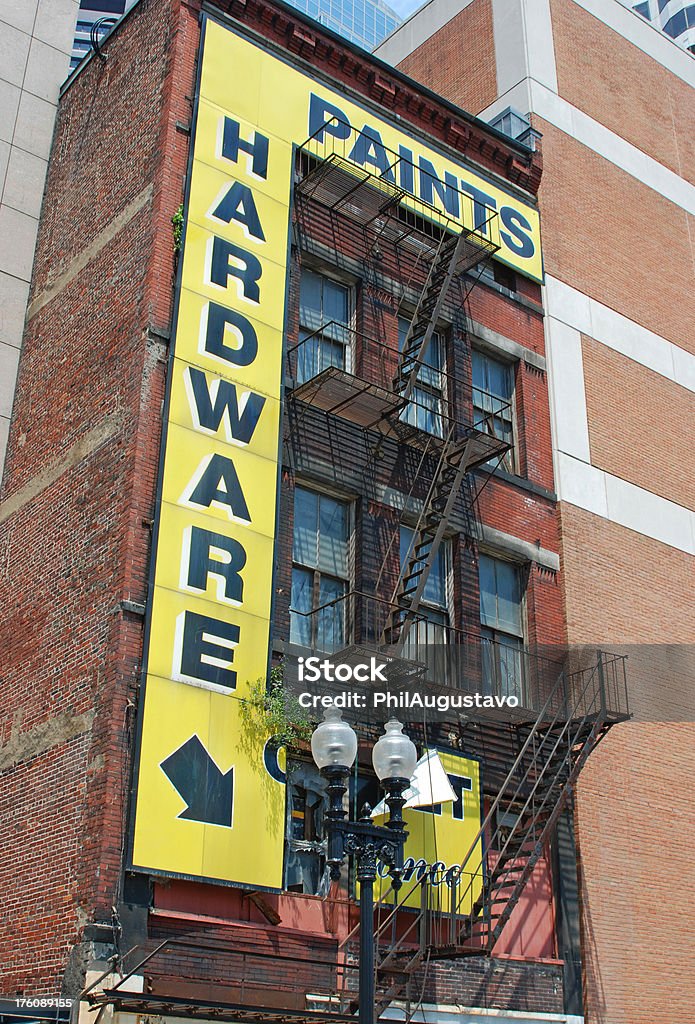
[
  {"left": 372, "top": 718, "right": 417, "bottom": 782},
  {"left": 311, "top": 707, "right": 358, "bottom": 769}
]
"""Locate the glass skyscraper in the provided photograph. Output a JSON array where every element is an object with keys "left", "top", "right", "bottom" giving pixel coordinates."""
[
  {"left": 624, "top": 0, "right": 695, "bottom": 52},
  {"left": 71, "top": 0, "right": 138, "bottom": 69},
  {"left": 72, "top": 0, "right": 400, "bottom": 67},
  {"left": 286, "top": 0, "right": 401, "bottom": 51}
]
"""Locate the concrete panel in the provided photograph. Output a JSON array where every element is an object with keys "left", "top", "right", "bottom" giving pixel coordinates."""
[
  {"left": 523, "top": 0, "right": 558, "bottom": 93},
  {"left": 0, "top": 413, "right": 9, "bottom": 482},
  {"left": 529, "top": 80, "right": 695, "bottom": 216},
  {"left": 0, "top": 340, "right": 20, "bottom": 417},
  {"left": 491, "top": 0, "right": 527, "bottom": 96},
  {"left": 3, "top": 147, "right": 47, "bottom": 218},
  {"left": 23, "top": 37, "right": 71, "bottom": 104},
  {"left": 604, "top": 473, "right": 695, "bottom": 555},
  {"left": 0, "top": 272, "right": 30, "bottom": 349},
  {"left": 545, "top": 274, "right": 695, "bottom": 393},
  {"left": 544, "top": 317, "right": 591, "bottom": 462},
  {"left": 543, "top": 275, "right": 592, "bottom": 335},
  {"left": 0, "top": 138, "right": 9, "bottom": 191},
  {"left": 0, "top": 205, "right": 39, "bottom": 280},
  {"left": 0, "top": 0, "right": 39, "bottom": 35},
  {"left": 0, "top": 77, "right": 21, "bottom": 144},
  {"left": 34, "top": 0, "right": 79, "bottom": 57},
  {"left": 0, "top": 21, "right": 31, "bottom": 88},
  {"left": 556, "top": 451, "right": 608, "bottom": 518},
  {"left": 672, "top": 345, "right": 695, "bottom": 393},
  {"left": 12, "top": 90, "right": 56, "bottom": 159}
]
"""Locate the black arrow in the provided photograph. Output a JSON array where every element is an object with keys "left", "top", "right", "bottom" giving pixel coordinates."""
[{"left": 160, "top": 735, "right": 234, "bottom": 827}]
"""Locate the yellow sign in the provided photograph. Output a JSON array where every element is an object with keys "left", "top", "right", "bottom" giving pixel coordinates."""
[
  {"left": 131, "top": 15, "right": 522, "bottom": 889},
  {"left": 130, "top": 18, "right": 294, "bottom": 887},
  {"left": 374, "top": 751, "right": 483, "bottom": 914}
]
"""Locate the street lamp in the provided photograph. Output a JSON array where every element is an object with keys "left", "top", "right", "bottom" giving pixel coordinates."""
[{"left": 311, "top": 709, "right": 418, "bottom": 1024}]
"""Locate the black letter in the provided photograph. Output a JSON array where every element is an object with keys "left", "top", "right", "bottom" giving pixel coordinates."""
[
  {"left": 308, "top": 94, "right": 351, "bottom": 143},
  {"left": 419, "top": 158, "right": 460, "bottom": 217},
  {"left": 221, "top": 117, "right": 268, "bottom": 178},
  {"left": 187, "top": 453, "right": 251, "bottom": 522},
  {"left": 205, "top": 302, "right": 258, "bottom": 366},
  {"left": 180, "top": 610, "right": 239, "bottom": 690},
  {"left": 500, "top": 206, "right": 535, "bottom": 258},
  {"left": 211, "top": 237, "right": 262, "bottom": 301},
  {"left": 460, "top": 181, "right": 498, "bottom": 233},
  {"left": 212, "top": 182, "right": 265, "bottom": 241},
  {"left": 187, "top": 367, "right": 265, "bottom": 444},
  {"left": 187, "top": 526, "right": 246, "bottom": 604}
]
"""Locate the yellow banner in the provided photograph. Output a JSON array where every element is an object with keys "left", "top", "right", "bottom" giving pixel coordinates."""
[
  {"left": 131, "top": 17, "right": 513, "bottom": 890},
  {"left": 374, "top": 751, "right": 483, "bottom": 915},
  {"left": 130, "top": 19, "right": 294, "bottom": 887}
]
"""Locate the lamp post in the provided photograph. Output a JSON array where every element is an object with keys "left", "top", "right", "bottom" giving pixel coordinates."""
[{"left": 311, "top": 710, "right": 418, "bottom": 1024}]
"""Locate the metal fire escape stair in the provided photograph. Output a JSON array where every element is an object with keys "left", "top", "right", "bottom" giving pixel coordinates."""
[
  {"left": 382, "top": 228, "right": 509, "bottom": 651},
  {"left": 332, "top": 655, "right": 623, "bottom": 1019}
]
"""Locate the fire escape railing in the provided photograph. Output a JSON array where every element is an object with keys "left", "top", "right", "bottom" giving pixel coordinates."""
[{"left": 333, "top": 651, "right": 629, "bottom": 1018}]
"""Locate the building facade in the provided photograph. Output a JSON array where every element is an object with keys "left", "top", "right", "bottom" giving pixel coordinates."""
[
  {"left": 0, "top": 0, "right": 80, "bottom": 479},
  {"left": 0, "top": 0, "right": 634, "bottom": 1022},
  {"left": 376, "top": 1, "right": 695, "bottom": 1022},
  {"left": 284, "top": 0, "right": 401, "bottom": 50},
  {"left": 623, "top": 0, "right": 695, "bottom": 52}
]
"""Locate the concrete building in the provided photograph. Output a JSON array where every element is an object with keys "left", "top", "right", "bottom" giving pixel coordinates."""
[
  {"left": 623, "top": 0, "right": 695, "bottom": 52},
  {"left": 376, "top": 1, "right": 695, "bottom": 1022},
  {"left": 0, "top": 0, "right": 81, "bottom": 479},
  {"left": 0, "top": 0, "right": 632, "bottom": 1021},
  {"left": 70, "top": 1, "right": 138, "bottom": 70},
  {"left": 284, "top": 0, "right": 401, "bottom": 50}
]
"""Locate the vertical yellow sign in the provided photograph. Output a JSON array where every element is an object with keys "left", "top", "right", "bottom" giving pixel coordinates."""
[
  {"left": 374, "top": 751, "right": 483, "bottom": 914},
  {"left": 131, "top": 19, "right": 293, "bottom": 887}
]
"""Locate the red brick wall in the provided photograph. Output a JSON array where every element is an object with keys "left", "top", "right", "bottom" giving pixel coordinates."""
[
  {"left": 536, "top": 119, "right": 695, "bottom": 353},
  {"left": 397, "top": 0, "right": 498, "bottom": 116},
  {"left": 0, "top": 0, "right": 195, "bottom": 994},
  {"left": 550, "top": 0, "right": 695, "bottom": 179},
  {"left": 582, "top": 337, "right": 695, "bottom": 511},
  {"left": 0, "top": 0, "right": 556, "bottom": 999}
]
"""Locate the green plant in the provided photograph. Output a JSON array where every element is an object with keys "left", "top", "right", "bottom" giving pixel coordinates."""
[
  {"left": 172, "top": 203, "right": 184, "bottom": 256},
  {"left": 241, "top": 663, "right": 313, "bottom": 751}
]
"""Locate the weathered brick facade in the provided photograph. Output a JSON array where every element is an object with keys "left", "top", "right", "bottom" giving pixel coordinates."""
[{"left": 0, "top": 0, "right": 569, "bottom": 1015}]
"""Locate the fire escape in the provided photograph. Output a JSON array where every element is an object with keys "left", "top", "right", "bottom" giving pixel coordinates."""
[
  {"left": 282, "top": 119, "right": 631, "bottom": 1019},
  {"left": 86, "top": 123, "right": 630, "bottom": 1024},
  {"left": 288, "top": 119, "right": 506, "bottom": 667}
]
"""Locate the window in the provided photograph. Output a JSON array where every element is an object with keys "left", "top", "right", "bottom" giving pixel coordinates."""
[
  {"left": 400, "top": 527, "right": 451, "bottom": 680},
  {"left": 290, "top": 488, "right": 350, "bottom": 651},
  {"left": 284, "top": 762, "right": 330, "bottom": 895},
  {"left": 479, "top": 554, "right": 524, "bottom": 701},
  {"left": 297, "top": 268, "right": 351, "bottom": 384},
  {"left": 472, "top": 350, "right": 515, "bottom": 472},
  {"left": 398, "top": 317, "right": 445, "bottom": 438}
]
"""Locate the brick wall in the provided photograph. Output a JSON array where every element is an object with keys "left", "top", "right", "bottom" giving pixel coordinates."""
[
  {"left": 0, "top": 0, "right": 560, "bottom": 1001},
  {"left": 575, "top": 723, "right": 695, "bottom": 1024},
  {"left": 550, "top": 0, "right": 695, "bottom": 178},
  {"left": 536, "top": 118, "right": 695, "bottom": 353},
  {"left": 0, "top": 0, "right": 195, "bottom": 994},
  {"left": 582, "top": 336, "right": 695, "bottom": 510},
  {"left": 397, "top": 0, "right": 497, "bottom": 116}
]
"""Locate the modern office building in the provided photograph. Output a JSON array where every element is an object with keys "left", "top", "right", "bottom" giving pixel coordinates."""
[
  {"left": 377, "top": 1, "right": 695, "bottom": 1022},
  {"left": 0, "top": 0, "right": 631, "bottom": 1021},
  {"left": 70, "top": 0, "right": 139, "bottom": 69},
  {"left": 623, "top": 0, "right": 695, "bottom": 51},
  {"left": 285, "top": 0, "right": 401, "bottom": 50}
]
